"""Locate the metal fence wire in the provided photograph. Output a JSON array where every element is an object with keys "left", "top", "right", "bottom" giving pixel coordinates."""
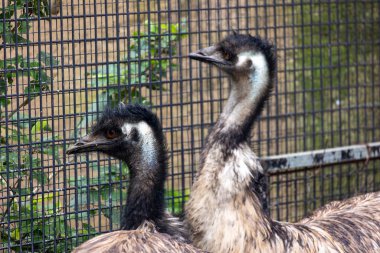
[{"left": 0, "top": 0, "right": 379, "bottom": 251}]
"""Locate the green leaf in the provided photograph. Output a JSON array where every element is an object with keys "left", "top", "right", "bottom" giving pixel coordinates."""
[
  {"left": 129, "top": 50, "right": 138, "bottom": 59},
  {"left": 32, "top": 170, "right": 47, "bottom": 185},
  {"left": 29, "top": 61, "right": 40, "bottom": 68},
  {"left": 23, "top": 155, "right": 41, "bottom": 169},
  {"left": 166, "top": 189, "right": 190, "bottom": 214},
  {"left": 81, "top": 223, "right": 97, "bottom": 235},
  {"left": 160, "top": 24, "right": 168, "bottom": 31},
  {"left": 10, "top": 113, "right": 35, "bottom": 129},
  {"left": 89, "top": 64, "right": 120, "bottom": 87},
  {"left": 144, "top": 20, "right": 158, "bottom": 34},
  {"left": 10, "top": 228, "right": 20, "bottom": 240},
  {"left": 4, "top": 33, "right": 29, "bottom": 44},
  {"left": 31, "top": 120, "right": 52, "bottom": 134},
  {"left": 129, "top": 62, "right": 139, "bottom": 75},
  {"left": 17, "top": 20, "right": 30, "bottom": 34},
  {"left": 69, "top": 176, "right": 88, "bottom": 188},
  {"left": 0, "top": 96, "right": 10, "bottom": 108},
  {"left": 38, "top": 51, "right": 60, "bottom": 67},
  {"left": 102, "top": 207, "right": 122, "bottom": 226},
  {"left": 71, "top": 189, "right": 89, "bottom": 207},
  {"left": 42, "top": 146, "right": 61, "bottom": 164},
  {"left": 170, "top": 23, "right": 178, "bottom": 34},
  {"left": 24, "top": 83, "right": 40, "bottom": 97},
  {"left": 100, "top": 188, "right": 127, "bottom": 206}
]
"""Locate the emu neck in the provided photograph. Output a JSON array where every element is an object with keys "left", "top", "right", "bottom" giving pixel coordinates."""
[
  {"left": 202, "top": 63, "right": 272, "bottom": 157},
  {"left": 120, "top": 143, "right": 166, "bottom": 230},
  {"left": 222, "top": 69, "right": 270, "bottom": 138},
  {"left": 186, "top": 54, "right": 275, "bottom": 251}
]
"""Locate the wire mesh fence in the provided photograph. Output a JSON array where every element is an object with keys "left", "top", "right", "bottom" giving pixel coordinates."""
[{"left": 0, "top": 0, "right": 379, "bottom": 251}]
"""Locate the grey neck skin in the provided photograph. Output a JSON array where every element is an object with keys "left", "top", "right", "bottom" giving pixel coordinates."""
[
  {"left": 203, "top": 51, "right": 273, "bottom": 154},
  {"left": 220, "top": 52, "right": 271, "bottom": 136}
]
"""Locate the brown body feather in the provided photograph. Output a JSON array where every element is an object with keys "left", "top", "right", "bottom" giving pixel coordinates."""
[
  {"left": 185, "top": 34, "right": 380, "bottom": 253},
  {"left": 72, "top": 222, "right": 205, "bottom": 253}
]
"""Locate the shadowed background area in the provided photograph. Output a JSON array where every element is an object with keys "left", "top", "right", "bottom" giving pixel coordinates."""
[{"left": 0, "top": 0, "right": 379, "bottom": 252}]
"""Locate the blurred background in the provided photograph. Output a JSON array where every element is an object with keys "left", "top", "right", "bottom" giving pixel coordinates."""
[{"left": 0, "top": 0, "right": 379, "bottom": 252}]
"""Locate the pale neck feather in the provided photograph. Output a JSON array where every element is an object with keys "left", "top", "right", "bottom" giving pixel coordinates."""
[{"left": 221, "top": 51, "right": 270, "bottom": 132}]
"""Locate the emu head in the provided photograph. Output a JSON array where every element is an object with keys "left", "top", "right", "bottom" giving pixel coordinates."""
[
  {"left": 67, "top": 103, "right": 165, "bottom": 170},
  {"left": 189, "top": 33, "right": 276, "bottom": 82}
]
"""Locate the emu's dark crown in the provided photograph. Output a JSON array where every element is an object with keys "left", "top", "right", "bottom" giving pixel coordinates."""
[
  {"left": 66, "top": 103, "right": 164, "bottom": 159},
  {"left": 189, "top": 33, "right": 276, "bottom": 77}
]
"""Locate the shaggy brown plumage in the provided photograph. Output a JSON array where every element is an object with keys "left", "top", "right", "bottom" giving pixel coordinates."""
[
  {"left": 185, "top": 33, "right": 380, "bottom": 253},
  {"left": 72, "top": 221, "right": 204, "bottom": 253}
]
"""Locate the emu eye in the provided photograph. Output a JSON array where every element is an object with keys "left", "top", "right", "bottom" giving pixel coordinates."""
[
  {"left": 105, "top": 129, "right": 119, "bottom": 139},
  {"left": 222, "top": 51, "right": 230, "bottom": 60},
  {"left": 246, "top": 59, "right": 253, "bottom": 68}
]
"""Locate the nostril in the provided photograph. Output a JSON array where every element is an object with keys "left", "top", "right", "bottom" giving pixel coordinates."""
[{"left": 197, "top": 51, "right": 206, "bottom": 56}]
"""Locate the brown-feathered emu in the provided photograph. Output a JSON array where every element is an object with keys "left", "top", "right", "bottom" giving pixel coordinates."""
[
  {"left": 67, "top": 104, "right": 204, "bottom": 253},
  {"left": 185, "top": 33, "right": 380, "bottom": 253}
]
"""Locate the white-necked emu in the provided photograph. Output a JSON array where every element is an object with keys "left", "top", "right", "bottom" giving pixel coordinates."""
[
  {"left": 67, "top": 104, "right": 204, "bottom": 253},
  {"left": 185, "top": 33, "right": 380, "bottom": 253}
]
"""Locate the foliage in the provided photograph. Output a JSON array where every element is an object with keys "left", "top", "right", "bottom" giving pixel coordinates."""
[
  {"left": 166, "top": 188, "right": 190, "bottom": 215},
  {"left": 67, "top": 19, "right": 188, "bottom": 246},
  {"left": 70, "top": 18, "right": 189, "bottom": 242},
  {"left": 0, "top": 0, "right": 94, "bottom": 252},
  {"left": 76, "top": 19, "right": 187, "bottom": 134},
  {"left": 1, "top": 0, "right": 188, "bottom": 248},
  {"left": 0, "top": 0, "right": 56, "bottom": 118}
]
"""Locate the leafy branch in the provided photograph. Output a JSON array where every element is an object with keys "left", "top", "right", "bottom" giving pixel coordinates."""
[{"left": 76, "top": 19, "right": 187, "bottom": 135}]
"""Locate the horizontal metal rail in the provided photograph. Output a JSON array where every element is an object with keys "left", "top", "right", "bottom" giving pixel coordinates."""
[{"left": 261, "top": 142, "right": 380, "bottom": 173}]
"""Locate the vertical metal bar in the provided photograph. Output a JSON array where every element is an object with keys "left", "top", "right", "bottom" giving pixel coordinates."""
[
  {"left": 47, "top": 0, "right": 58, "bottom": 250},
  {"left": 165, "top": 0, "right": 175, "bottom": 213},
  {"left": 23, "top": 0, "right": 34, "bottom": 251},
  {"left": 362, "top": 1, "right": 370, "bottom": 193},
  {"left": 10, "top": 0, "right": 22, "bottom": 251},
  {"left": 186, "top": 0, "right": 196, "bottom": 184},
  {"left": 196, "top": 0, "right": 205, "bottom": 156},
  {"left": 81, "top": 0, "right": 92, "bottom": 235},
  {"left": 343, "top": 2, "right": 351, "bottom": 197},
  {"left": 326, "top": 0, "right": 334, "bottom": 202},
  {"left": 370, "top": 0, "right": 377, "bottom": 192},
  {"left": 58, "top": 0, "right": 69, "bottom": 248},
  {"left": 309, "top": 2, "right": 317, "bottom": 212},
  {"left": 290, "top": 0, "right": 298, "bottom": 220},
  {"left": 115, "top": 0, "right": 123, "bottom": 227},
  {"left": 353, "top": 0, "right": 360, "bottom": 194},
  {"left": 299, "top": 0, "right": 308, "bottom": 218},
  {"left": 333, "top": 1, "right": 342, "bottom": 200},
  {"left": 69, "top": 0, "right": 80, "bottom": 245},
  {"left": 92, "top": 0, "right": 103, "bottom": 234},
  {"left": 0, "top": 0, "right": 10, "bottom": 250},
  {"left": 176, "top": 0, "right": 186, "bottom": 211}
]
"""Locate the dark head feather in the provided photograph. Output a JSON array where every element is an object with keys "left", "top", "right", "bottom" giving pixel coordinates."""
[
  {"left": 92, "top": 103, "right": 164, "bottom": 146},
  {"left": 217, "top": 33, "right": 277, "bottom": 79}
]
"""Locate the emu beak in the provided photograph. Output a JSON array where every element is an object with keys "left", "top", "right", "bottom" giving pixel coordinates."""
[
  {"left": 66, "top": 134, "right": 103, "bottom": 155},
  {"left": 189, "top": 45, "right": 230, "bottom": 66}
]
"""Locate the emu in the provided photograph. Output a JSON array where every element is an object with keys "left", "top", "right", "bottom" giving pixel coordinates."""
[
  {"left": 185, "top": 33, "right": 380, "bottom": 253},
  {"left": 67, "top": 104, "right": 204, "bottom": 253}
]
